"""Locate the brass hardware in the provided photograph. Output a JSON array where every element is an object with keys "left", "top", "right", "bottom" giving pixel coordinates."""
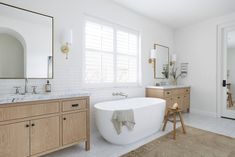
[
  {"left": 25, "top": 124, "right": 29, "bottom": 128},
  {"left": 61, "top": 43, "right": 70, "bottom": 59},
  {"left": 31, "top": 123, "right": 35, "bottom": 127},
  {"left": 63, "top": 117, "right": 66, "bottom": 120},
  {"left": 149, "top": 58, "right": 155, "bottom": 64}
]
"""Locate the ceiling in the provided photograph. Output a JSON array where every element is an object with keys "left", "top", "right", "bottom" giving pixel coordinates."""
[{"left": 112, "top": 0, "right": 235, "bottom": 28}]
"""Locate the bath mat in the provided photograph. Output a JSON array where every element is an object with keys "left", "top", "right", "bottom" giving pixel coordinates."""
[{"left": 121, "top": 126, "right": 235, "bottom": 157}]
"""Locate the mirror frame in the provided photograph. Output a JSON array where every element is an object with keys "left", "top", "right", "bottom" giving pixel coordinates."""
[
  {"left": 0, "top": 2, "right": 54, "bottom": 79},
  {"left": 153, "top": 44, "right": 169, "bottom": 79}
]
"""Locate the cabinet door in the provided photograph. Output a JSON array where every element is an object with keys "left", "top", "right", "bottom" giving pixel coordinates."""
[
  {"left": 62, "top": 111, "right": 87, "bottom": 145},
  {"left": 30, "top": 116, "right": 60, "bottom": 155},
  {"left": 0, "top": 121, "right": 30, "bottom": 157}
]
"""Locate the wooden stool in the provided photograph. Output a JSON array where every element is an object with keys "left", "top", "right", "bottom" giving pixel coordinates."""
[
  {"left": 162, "top": 103, "right": 186, "bottom": 140},
  {"left": 227, "top": 83, "right": 233, "bottom": 108},
  {"left": 227, "top": 92, "right": 233, "bottom": 108}
]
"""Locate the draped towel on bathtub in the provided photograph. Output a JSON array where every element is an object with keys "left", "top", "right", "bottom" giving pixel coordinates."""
[{"left": 111, "top": 109, "right": 135, "bottom": 135}]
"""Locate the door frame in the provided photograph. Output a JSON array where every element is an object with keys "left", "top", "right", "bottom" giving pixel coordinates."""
[{"left": 216, "top": 21, "right": 235, "bottom": 118}]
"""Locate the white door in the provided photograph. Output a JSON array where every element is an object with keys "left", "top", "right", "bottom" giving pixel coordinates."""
[{"left": 220, "top": 27, "right": 235, "bottom": 119}]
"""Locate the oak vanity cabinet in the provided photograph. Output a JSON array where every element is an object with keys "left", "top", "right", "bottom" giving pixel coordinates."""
[
  {"left": 146, "top": 87, "right": 190, "bottom": 114},
  {"left": 0, "top": 96, "right": 90, "bottom": 157}
]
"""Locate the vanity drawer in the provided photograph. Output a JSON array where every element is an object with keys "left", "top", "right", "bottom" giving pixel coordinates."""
[
  {"left": 174, "top": 88, "right": 190, "bottom": 94},
  {"left": 164, "top": 90, "right": 172, "bottom": 97},
  {"left": 62, "top": 99, "right": 87, "bottom": 112},
  {"left": 0, "top": 102, "right": 60, "bottom": 121}
]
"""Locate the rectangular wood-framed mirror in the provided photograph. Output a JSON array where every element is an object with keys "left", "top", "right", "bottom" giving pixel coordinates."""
[
  {"left": 153, "top": 44, "right": 169, "bottom": 79},
  {"left": 0, "top": 2, "right": 54, "bottom": 79}
]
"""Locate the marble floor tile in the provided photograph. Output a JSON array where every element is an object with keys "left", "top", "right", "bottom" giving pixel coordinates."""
[{"left": 44, "top": 113, "right": 235, "bottom": 157}]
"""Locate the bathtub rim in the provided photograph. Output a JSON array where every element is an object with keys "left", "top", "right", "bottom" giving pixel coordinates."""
[{"left": 94, "top": 97, "right": 166, "bottom": 111}]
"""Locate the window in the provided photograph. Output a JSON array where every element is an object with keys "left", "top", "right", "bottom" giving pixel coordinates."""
[{"left": 84, "top": 18, "right": 140, "bottom": 86}]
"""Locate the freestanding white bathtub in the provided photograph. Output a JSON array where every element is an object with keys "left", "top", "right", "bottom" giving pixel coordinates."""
[{"left": 94, "top": 97, "right": 165, "bottom": 145}]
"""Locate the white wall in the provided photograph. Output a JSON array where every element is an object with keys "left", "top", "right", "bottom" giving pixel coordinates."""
[
  {"left": 0, "top": 0, "right": 174, "bottom": 96},
  {"left": 0, "top": 0, "right": 174, "bottom": 129},
  {"left": 175, "top": 12, "right": 235, "bottom": 116}
]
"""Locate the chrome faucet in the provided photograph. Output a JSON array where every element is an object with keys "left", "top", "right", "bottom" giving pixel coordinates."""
[
  {"left": 112, "top": 92, "right": 128, "bottom": 98},
  {"left": 13, "top": 78, "right": 30, "bottom": 95}
]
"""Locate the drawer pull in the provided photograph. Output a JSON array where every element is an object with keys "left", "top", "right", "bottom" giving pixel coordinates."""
[
  {"left": 167, "top": 92, "right": 170, "bottom": 94},
  {"left": 72, "top": 104, "right": 79, "bottom": 107},
  {"left": 31, "top": 124, "right": 35, "bottom": 127},
  {"left": 25, "top": 124, "right": 30, "bottom": 128},
  {"left": 178, "top": 97, "right": 180, "bottom": 99},
  {"left": 63, "top": 117, "right": 66, "bottom": 120}
]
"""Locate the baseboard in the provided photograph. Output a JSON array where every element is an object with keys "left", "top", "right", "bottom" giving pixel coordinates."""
[{"left": 190, "top": 109, "right": 217, "bottom": 117}]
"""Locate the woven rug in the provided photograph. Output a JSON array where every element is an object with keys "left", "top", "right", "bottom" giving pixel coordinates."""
[{"left": 122, "top": 126, "right": 235, "bottom": 157}]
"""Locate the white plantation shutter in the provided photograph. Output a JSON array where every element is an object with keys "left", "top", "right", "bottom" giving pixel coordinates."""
[
  {"left": 117, "top": 31, "right": 138, "bottom": 55},
  {"left": 116, "top": 30, "right": 138, "bottom": 83},
  {"left": 85, "top": 51, "right": 113, "bottom": 83},
  {"left": 84, "top": 19, "right": 139, "bottom": 85},
  {"left": 85, "top": 21, "right": 113, "bottom": 51}
]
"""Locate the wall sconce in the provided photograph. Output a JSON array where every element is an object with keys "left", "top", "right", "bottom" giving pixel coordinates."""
[
  {"left": 61, "top": 29, "right": 73, "bottom": 59},
  {"left": 149, "top": 49, "right": 157, "bottom": 64},
  {"left": 170, "top": 53, "right": 177, "bottom": 66}
]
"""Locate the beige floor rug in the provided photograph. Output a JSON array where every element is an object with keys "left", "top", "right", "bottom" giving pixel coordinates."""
[{"left": 122, "top": 126, "right": 235, "bottom": 157}]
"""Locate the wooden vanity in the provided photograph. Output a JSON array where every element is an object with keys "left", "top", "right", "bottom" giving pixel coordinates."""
[
  {"left": 0, "top": 96, "right": 90, "bottom": 157},
  {"left": 146, "top": 86, "right": 190, "bottom": 114}
]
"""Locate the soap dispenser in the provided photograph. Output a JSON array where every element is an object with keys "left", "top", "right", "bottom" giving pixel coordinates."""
[{"left": 45, "top": 80, "right": 51, "bottom": 92}]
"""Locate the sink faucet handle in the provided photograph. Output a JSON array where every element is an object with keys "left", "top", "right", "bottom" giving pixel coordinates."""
[
  {"left": 32, "top": 86, "right": 37, "bottom": 94},
  {"left": 14, "top": 86, "right": 21, "bottom": 94}
]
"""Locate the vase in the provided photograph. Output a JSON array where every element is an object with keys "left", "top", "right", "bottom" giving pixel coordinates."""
[{"left": 172, "top": 80, "right": 177, "bottom": 85}]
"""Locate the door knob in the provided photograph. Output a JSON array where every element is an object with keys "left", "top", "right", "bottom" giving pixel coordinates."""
[{"left": 223, "top": 80, "right": 227, "bottom": 87}]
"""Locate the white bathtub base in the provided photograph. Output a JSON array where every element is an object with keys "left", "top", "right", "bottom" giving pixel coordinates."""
[{"left": 95, "top": 97, "right": 166, "bottom": 145}]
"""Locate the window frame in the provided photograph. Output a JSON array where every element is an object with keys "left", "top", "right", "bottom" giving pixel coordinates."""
[{"left": 82, "top": 16, "right": 141, "bottom": 88}]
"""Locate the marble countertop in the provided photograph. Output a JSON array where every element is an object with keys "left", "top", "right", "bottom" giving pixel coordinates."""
[
  {"left": 0, "top": 90, "right": 91, "bottom": 105},
  {"left": 146, "top": 85, "right": 190, "bottom": 89}
]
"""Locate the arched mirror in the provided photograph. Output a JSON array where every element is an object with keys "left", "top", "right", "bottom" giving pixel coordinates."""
[{"left": 0, "top": 2, "right": 54, "bottom": 79}]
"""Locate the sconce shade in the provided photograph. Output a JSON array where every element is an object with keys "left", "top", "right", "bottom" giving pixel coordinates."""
[
  {"left": 171, "top": 54, "right": 177, "bottom": 62},
  {"left": 150, "top": 49, "right": 157, "bottom": 59},
  {"left": 62, "top": 29, "right": 73, "bottom": 45}
]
